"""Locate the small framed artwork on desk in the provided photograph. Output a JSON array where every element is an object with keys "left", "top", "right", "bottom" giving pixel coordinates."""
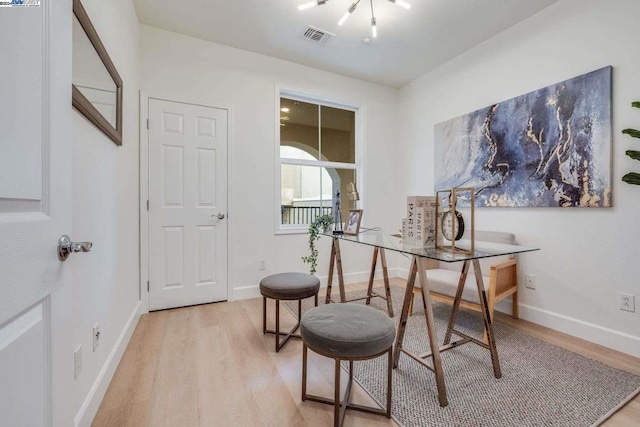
[{"left": 344, "top": 209, "right": 363, "bottom": 235}]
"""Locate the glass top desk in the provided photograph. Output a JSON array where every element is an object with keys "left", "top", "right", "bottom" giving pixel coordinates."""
[{"left": 321, "top": 229, "right": 539, "bottom": 407}]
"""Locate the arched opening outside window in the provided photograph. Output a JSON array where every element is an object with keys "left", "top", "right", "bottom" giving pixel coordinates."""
[{"left": 280, "top": 145, "right": 340, "bottom": 225}]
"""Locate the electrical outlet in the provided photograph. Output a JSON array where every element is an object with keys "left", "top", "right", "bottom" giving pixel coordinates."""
[
  {"left": 74, "top": 345, "right": 83, "bottom": 380},
  {"left": 93, "top": 324, "right": 100, "bottom": 352},
  {"left": 259, "top": 258, "right": 266, "bottom": 271},
  {"left": 525, "top": 274, "right": 536, "bottom": 289},
  {"left": 619, "top": 293, "right": 635, "bottom": 312}
]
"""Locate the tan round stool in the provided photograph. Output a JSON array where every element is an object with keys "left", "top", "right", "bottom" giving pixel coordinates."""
[{"left": 260, "top": 272, "right": 320, "bottom": 352}]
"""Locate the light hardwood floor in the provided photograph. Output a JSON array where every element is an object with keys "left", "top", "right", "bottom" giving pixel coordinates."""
[{"left": 93, "top": 279, "right": 640, "bottom": 426}]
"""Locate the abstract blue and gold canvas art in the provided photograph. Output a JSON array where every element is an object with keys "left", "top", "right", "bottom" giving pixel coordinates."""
[{"left": 435, "top": 66, "right": 612, "bottom": 207}]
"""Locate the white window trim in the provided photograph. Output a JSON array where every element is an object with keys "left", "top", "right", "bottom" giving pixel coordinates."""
[
  {"left": 275, "top": 86, "right": 365, "bottom": 235},
  {"left": 280, "top": 158, "right": 357, "bottom": 170}
]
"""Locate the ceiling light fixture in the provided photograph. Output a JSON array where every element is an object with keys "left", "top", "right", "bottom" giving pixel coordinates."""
[{"left": 298, "top": 0, "right": 411, "bottom": 38}]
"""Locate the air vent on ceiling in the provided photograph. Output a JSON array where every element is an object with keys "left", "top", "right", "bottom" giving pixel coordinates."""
[{"left": 301, "top": 26, "right": 335, "bottom": 45}]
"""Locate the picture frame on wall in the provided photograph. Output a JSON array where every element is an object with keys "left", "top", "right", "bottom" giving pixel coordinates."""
[{"left": 344, "top": 209, "right": 363, "bottom": 235}]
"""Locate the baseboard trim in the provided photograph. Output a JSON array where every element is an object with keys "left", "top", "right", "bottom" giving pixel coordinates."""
[
  {"left": 232, "top": 268, "right": 404, "bottom": 301},
  {"left": 315, "top": 267, "right": 404, "bottom": 288},
  {"left": 74, "top": 300, "right": 142, "bottom": 427},
  {"left": 515, "top": 302, "right": 640, "bottom": 358},
  {"left": 398, "top": 267, "right": 640, "bottom": 357},
  {"left": 232, "top": 285, "right": 261, "bottom": 301}
]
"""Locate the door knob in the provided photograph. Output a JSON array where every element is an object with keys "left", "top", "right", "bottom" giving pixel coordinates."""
[
  {"left": 213, "top": 213, "right": 225, "bottom": 220},
  {"left": 58, "top": 234, "right": 93, "bottom": 261}
]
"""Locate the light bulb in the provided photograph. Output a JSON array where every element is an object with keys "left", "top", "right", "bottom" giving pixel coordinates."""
[
  {"left": 371, "top": 17, "right": 377, "bottom": 38},
  {"left": 338, "top": 11, "right": 351, "bottom": 25},
  {"left": 389, "top": 0, "right": 411, "bottom": 9},
  {"left": 298, "top": 0, "right": 327, "bottom": 11},
  {"left": 298, "top": 1, "right": 316, "bottom": 11},
  {"left": 338, "top": 3, "right": 358, "bottom": 26}
]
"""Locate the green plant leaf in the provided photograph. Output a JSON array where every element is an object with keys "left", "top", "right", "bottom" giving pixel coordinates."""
[
  {"left": 301, "top": 214, "right": 334, "bottom": 275},
  {"left": 622, "top": 172, "right": 640, "bottom": 185},
  {"left": 622, "top": 128, "right": 640, "bottom": 139},
  {"left": 632, "top": 101, "right": 640, "bottom": 109},
  {"left": 626, "top": 150, "right": 640, "bottom": 161}
]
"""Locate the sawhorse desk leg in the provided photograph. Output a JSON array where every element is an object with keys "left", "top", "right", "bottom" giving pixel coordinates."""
[
  {"left": 393, "top": 256, "right": 448, "bottom": 407},
  {"left": 325, "top": 237, "right": 346, "bottom": 304},
  {"left": 365, "top": 247, "right": 394, "bottom": 317}
]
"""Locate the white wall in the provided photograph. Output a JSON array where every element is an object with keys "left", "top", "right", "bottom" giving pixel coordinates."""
[
  {"left": 71, "top": 0, "right": 141, "bottom": 425},
  {"left": 139, "top": 26, "right": 401, "bottom": 300},
  {"left": 398, "top": 0, "right": 640, "bottom": 357}
]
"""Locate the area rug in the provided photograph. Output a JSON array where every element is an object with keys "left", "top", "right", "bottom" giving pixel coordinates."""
[{"left": 285, "top": 286, "right": 640, "bottom": 427}]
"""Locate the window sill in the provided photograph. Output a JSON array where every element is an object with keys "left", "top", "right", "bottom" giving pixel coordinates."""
[{"left": 275, "top": 226, "right": 310, "bottom": 235}]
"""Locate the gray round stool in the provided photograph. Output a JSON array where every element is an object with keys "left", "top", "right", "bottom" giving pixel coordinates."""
[
  {"left": 260, "top": 272, "right": 320, "bottom": 352},
  {"left": 300, "top": 303, "right": 395, "bottom": 427}
]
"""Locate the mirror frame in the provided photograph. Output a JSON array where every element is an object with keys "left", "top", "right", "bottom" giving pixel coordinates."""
[{"left": 72, "top": 0, "right": 123, "bottom": 146}]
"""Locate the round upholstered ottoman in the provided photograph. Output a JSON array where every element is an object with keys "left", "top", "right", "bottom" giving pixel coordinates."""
[
  {"left": 259, "top": 272, "right": 320, "bottom": 352},
  {"left": 300, "top": 303, "right": 395, "bottom": 427}
]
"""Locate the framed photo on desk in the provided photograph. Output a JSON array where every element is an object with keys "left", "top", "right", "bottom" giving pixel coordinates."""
[{"left": 344, "top": 209, "right": 362, "bottom": 235}]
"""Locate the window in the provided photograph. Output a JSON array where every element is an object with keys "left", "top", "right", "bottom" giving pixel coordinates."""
[{"left": 278, "top": 94, "right": 359, "bottom": 231}]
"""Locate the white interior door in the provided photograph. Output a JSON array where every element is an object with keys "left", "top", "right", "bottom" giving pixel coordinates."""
[
  {"left": 0, "top": 1, "right": 73, "bottom": 426},
  {"left": 148, "top": 98, "right": 228, "bottom": 311}
]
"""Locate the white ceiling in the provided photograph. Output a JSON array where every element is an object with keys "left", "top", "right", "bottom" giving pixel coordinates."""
[{"left": 133, "top": 0, "right": 558, "bottom": 88}]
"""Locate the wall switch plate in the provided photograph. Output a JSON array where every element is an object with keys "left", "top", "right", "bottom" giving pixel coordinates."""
[
  {"left": 259, "top": 258, "right": 266, "bottom": 271},
  {"left": 525, "top": 274, "right": 536, "bottom": 289},
  {"left": 93, "top": 324, "right": 100, "bottom": 352},
  {"left": 74, "top": 345, "right": 83, "bottom": 380},
  {"left": 619, "top": 293, "right": 635, "bottom": 312}
]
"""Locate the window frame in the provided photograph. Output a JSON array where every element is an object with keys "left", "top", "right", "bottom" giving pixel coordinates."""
[{"left": 275, "top": 87, "right": 364, "bottom": 234}]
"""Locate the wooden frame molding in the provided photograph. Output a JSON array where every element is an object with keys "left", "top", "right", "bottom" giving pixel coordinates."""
[{"left": 72, "top": 0, "right": 123, "bottom": 146}]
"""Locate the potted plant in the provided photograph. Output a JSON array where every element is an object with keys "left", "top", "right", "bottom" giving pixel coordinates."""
[
  {"left": 302, "top": 214, "right": 334, "bottom": 275},
  {"left": 622, "top": 101, "right": 640, "bottom": 185}
]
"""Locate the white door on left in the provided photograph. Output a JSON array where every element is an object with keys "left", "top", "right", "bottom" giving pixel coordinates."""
[
  {"left": 148, "top": 98, "right": 228, "bottom": 311},
  {"left": 0, "top": 2, "right": 74, "bottom": 426}
]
